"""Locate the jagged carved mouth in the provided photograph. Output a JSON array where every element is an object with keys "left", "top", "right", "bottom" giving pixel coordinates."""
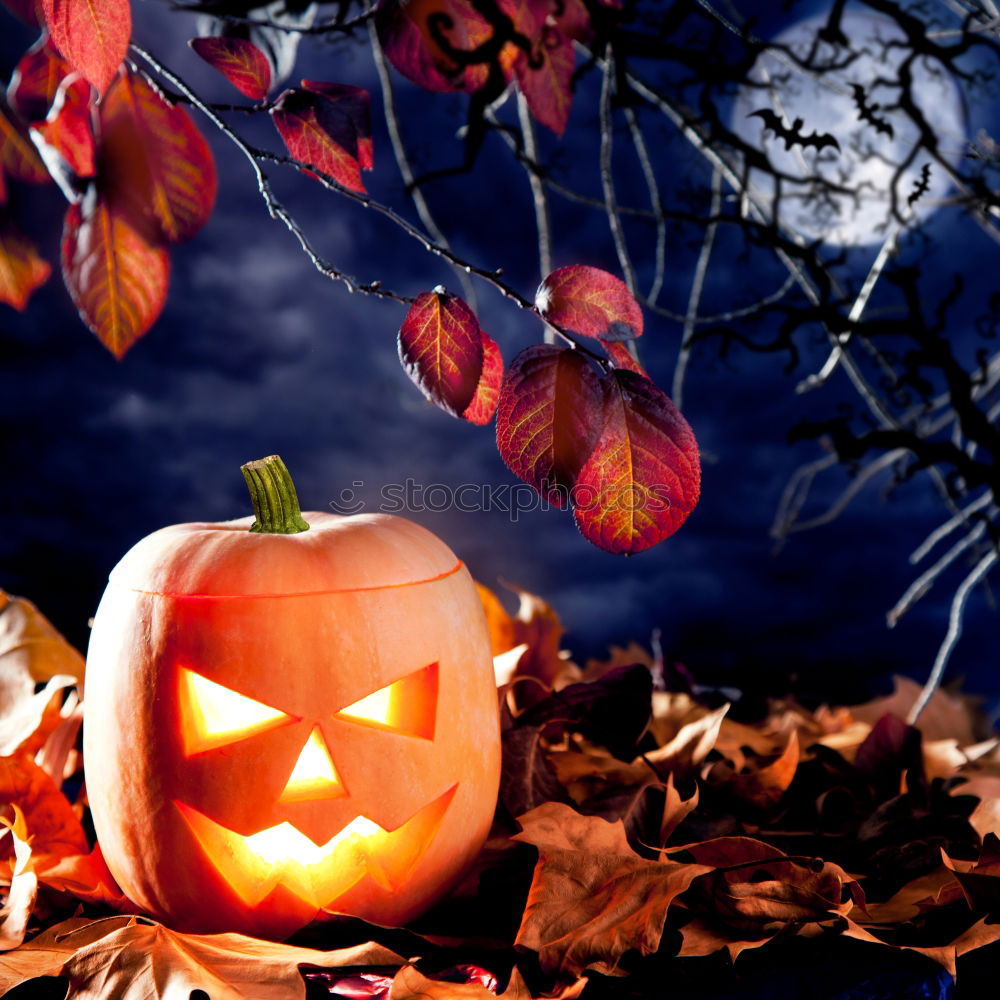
[{"left": 174, "top": 784, "right": 457, "bottom": 909}]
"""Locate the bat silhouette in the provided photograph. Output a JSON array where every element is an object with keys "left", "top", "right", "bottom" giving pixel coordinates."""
[
  {"left": 851, "top": 85, "right": 894, "bottom": 139},
  {"left": 908, "top": 163, "right": 932, "bottom": 207},
  {"left": 748, "top": 109, "right": 840, "bottom": 153}
]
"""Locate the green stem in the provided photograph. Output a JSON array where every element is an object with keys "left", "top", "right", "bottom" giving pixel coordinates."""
[{"left": 240, "top": 455, "right": 310, "bottom": 534}]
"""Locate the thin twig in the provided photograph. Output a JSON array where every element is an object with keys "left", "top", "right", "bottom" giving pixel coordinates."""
[{"left": 908, "top": 547, "right": 999, "bottom": 724}]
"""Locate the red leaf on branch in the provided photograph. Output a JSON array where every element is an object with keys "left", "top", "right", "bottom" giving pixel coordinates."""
[
  {"left": 377, "top": 0, "right": 509, "bottom": 94},
  {"left": 31, "top": 74, "right": 96, "bottom": 181},
  {"left": 600, "top": 339, "right": 647, "bottom": 376},
  {"left": 496, "top": 345, "right": 603, "bottom": 508},
  {"left": 514, "top": 25, "right": 574, "bottom": 136},
  {"left": 189, "top": 37, "right": 272, "bottom": 102},
  {"left": 462, "top": 330, "right": 504, "bottom": 425},
  {"left": 7, "top": 35, "right": 72, "bottom": 123},
  {"left": 572, "top": 370, "right": 700, "bottom": 554},
  {"left": 301, "top": 81, "right": 373, "bottom": 170},
  {"left": 397, "top": 288, "right": 487, "bottom": 418},
  {"left": 99, "top": 71, "right": 217, "bottom": 243},
  {"left": 272, "top": 86, "right": 370, "bottom": 192},
  {"left": 0, "top": 100, "right": 50, "bottom": 204},
  {"left": 61, "top": 193, "right": 170, "bottom": 358},
  {"left": 536, "top": 265, "right": 644, "bottom": 341},
  {"left": 0, "top": 214, "right": 51, "bottom": 310},
  {"left": 40, "top": 0, "right": 130, "bottom": 96}
]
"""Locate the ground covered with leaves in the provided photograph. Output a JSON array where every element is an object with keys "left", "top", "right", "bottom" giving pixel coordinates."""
[{"left": 3, "top": 585, "right": 1000, "bottom": 999}]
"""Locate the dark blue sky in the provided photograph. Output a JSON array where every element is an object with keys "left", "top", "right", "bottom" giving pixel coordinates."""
[{"left": 3, "top": 0, "right": 999, "bottom": 713}]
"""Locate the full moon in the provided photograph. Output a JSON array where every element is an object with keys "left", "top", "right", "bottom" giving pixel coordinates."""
[{"left": 731, "top": 9, "right": 967, "bottom": 246}]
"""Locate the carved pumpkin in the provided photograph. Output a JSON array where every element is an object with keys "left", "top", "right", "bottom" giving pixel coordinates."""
[{"left": 84, "top": 456, "right": 501, "bottom": 939}]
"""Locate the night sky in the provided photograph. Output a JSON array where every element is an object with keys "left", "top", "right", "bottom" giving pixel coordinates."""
[{"left": 3, "top": 0, "right": 999, "bottom": 714}]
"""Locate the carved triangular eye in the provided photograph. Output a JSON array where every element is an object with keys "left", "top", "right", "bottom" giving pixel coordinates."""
[
  {"left": 179, "top": 667, "right": 294, "bottom": 755},
  {"left": 335, "top": 663, "right": 438, "bottom": 740}
]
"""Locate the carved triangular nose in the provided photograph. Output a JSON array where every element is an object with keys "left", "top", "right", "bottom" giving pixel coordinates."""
[{"left": 279, "top": 726, "right": 344, "bottom": 802}]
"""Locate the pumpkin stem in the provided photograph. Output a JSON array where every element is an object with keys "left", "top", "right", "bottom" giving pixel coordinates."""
[{"left": 240, "top": 456, "right": 310, "bottom": 534}]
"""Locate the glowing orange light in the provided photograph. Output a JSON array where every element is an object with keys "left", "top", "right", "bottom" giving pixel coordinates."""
[
  {"left": 279, "top": 727, "right": 344, "bottom": 802},
  {"left": 178, "top": 667, "right": 293, "bottom": 755},
  {"left": 336, "top": 662, "right": 438, "bottom": 740},
  {"left": 174, "top": 784, "right": 457, "bottom": 908}
]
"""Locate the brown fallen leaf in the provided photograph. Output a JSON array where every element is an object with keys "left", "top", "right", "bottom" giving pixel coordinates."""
[
  {"left": 0, "top": 754, "right": 88, "bottom": 866},
  {"left": 0, "top": 592, "right": 85, "bottom": 715},
  {"left": 476, "top": 583, "right": 518, "bottom": 656},
  {"left": 704, "top": 731, "right": 800, "bottom": 811},
  {"left": 513, "top": 802, "right": 711, "bottom": 978},
  {"left": 645, "top": 696, "right": 728, "bottom": 778},
  {"left": 0, "top": 675, "right": 78, "bottom": 759},
  {"left": 0, "top": 914, "right": 406, "bottom": 999},
  {"left": 952, "top": 774, "right": 1000, "bottom": 840},
  {"left": 660, "top": 772, "right": 699, "bottom": 849},
  {"left": 849, "top": 676, "right": 983, "bottom": 747},
  {"left": 32, "top": 843, "right": 130, "bottom": 910},
  {"left": 670, "top": 836, "right": 860, "bottom": 960}
]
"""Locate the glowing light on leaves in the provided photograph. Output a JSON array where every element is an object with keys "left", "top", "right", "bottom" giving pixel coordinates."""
[
  {"left": 496, "top": 345, "right": 603, "bottom": 508},
  {"left": 189, "top": 37, "right": 272, "bottom": 102},
  {"left": 398, "top": 289, "right": 503, "bottom": 424},
  {"left": 536, "top": 265, "right": 644, "bottom": 341},
  {"left": 61, "top": 195, "right": 170, "bottom": 358},
  {"left": 39, "top": 0, "right": 130, "bottom": 96},
  {"left": 271, "top": 84, "right": 372, "bottom": 193},
  {"left": 0, "top": 215, "right": 51, "bottom": 310},
  {"left": 177, "top": 667, "right": 292, "bottom": 755}
]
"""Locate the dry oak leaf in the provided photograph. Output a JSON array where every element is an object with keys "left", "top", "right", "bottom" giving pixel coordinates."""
[
  {"left": 513, "top": 802, "right": 711, "bottom": 978},
  {"left": 0, "top": 754, "right": 88, "bottom": 870},
  {"left": 0, "top": 914, "right": 406, "bottom": 999},
  {"left": 671, "top": 836, "right": 860, "bottom": 960},
  {"left": 0, "top": 591, "right": 84, "bottom": 715}
]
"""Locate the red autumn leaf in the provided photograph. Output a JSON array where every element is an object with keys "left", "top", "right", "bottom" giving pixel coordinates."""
[
  {"left": 376, "top": 0, "right": 506, "bottom": 95},
  {"left": 600, "top": 339, "right": 647, "bottom": 376},
  {"left": 61, "top": 194, "right": 170, "bottom": 358},
  {"left": 30, "top": 74, "right": 96, "bottom": 181},
  {"left": 572, "top": 370, "right": 700, "bottom": 555},
  {"left": 98, "top": 71, "right": 217, "bottom": 244},
  {"left": 536, "top": 265, "right": 644, "bottom": 341},
  {"left": 271, "top": 87, "right": 369, "bottom": 193},
  {"left": 7, "top": 35, "right": 72, "bottom": 123},
  {"left": 461, "top": 329, "right": 504, "bottom": 425},
  {"left": 514, "top": 25, "right": 574, "bottom": 136},
  {"left": 0, "top": 100, "right": 50, "bottom": 204},
  {"left": 0, "top": 214, "right": 51, "bottom": 310},
  {"left": 301, "top": 80, "right": 373, "bottom": 170},
  {"left": 189, "top": 37, "right": 272, "bottom": 102},
  {"left": 496, "top": 345, "right": 603, "bottom": 508},
  {"left": 397, "top": 288, "right": 487, "bottom": 418},
  {"left": 40, "top": 0, "right": 130, "bottom": 96}
]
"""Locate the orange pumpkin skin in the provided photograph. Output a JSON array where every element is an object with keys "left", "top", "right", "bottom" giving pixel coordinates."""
[{"left": 84, "top": 512, "right": 500, "bottom": 940}]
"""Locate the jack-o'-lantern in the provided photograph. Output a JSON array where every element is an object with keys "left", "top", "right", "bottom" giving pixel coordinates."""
[{"left": 83, "top": 456, "right": 501, "bottom": 940}]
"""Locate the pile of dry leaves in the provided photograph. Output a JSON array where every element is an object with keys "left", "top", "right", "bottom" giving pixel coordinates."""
[{"left": 2, "top": 584, "right": 1000, "bottom": 998}]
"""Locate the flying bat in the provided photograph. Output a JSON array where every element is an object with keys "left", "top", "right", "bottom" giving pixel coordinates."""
[
  {"left": 851, "top": 84, "right": 894, "bottom": 139},
  {"left": 748, "top": 109, "right": 840, "bottom": 153},
  {"left": 908, "top": 163, "right": 932, "bottom": 207}
]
